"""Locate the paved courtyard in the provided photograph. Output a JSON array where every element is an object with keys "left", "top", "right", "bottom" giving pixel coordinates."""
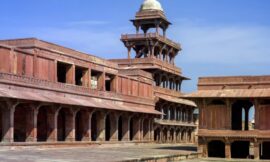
[
  {"left": 182, "top": 159, "right": 270, "bottom": 162},
  {"left": 0, "top": 143, "right": 197, "bottom": 162}
]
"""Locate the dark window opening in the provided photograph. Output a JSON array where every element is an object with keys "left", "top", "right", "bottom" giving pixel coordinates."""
[
  {"left": 57, "top": 62, "right": 72, "bottom": 83},
  {"left": 75, "top": 66, "right": 88, "bottom": 86},
  {"left": 105, "top": 74, "right": 115, "bottom": 92}
]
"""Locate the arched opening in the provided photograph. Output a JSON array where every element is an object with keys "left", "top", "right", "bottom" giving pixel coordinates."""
[
  {"left": 154, "top": 128, "right": 160, "bottom": 142},
  {"left": 57, "top": 109, "right": 66, "bottom": 141},
  {"left": 14, "top": 104, "right": 34, "bottom": 142},
  {"left": 161, "top": 76, "right": 167, "bottom": 88},
  {"left": 261, "top": 142, "right": 270, "bottom": 159},
  {"left": 176, "top": 129, "right": 180, "bottom": 143},
  {"left": 129, "top": 117, "right": 134, "bottom": 141},
  {"left": 37, "top": 107, "right": 48, "bottom": 142},
  {"left": 162, "top": 128, "right": 168, "bottom": 142},
  {"left": 91, "top": 112, "right": 98, "bottom": 141},
  {"left": 118, "top": 116, "right": 123, "bottom": 141},
  {"left": 170, "top": 129, "right": 174, "bottom": 142},
  {"left": 105, "top": 114, "right": 111, "bottom": 141},
  {"left": 75, "top": 110, "right": 88, "bottom": 141},
  {"left": 143, "top": 119, "right": 149, "bottom": 140},
  {"left": 231, "top": 141, "right": 250, "bottom": 158},
  {"left": 208, "top": 140, "right": 225, "bottom": 158},
  {"left": 181, "top": 129, "right": 185, "bottom": 142},
  {"left": 231, "top": 100, "right": 254, "bottom": 130},
  {"left": 57, "top": 108, "right": 73, "bottom": 141}
]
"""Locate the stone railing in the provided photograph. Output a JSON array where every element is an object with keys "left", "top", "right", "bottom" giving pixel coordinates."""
[
  {"left": 121, "top": 33, "right": 181, "bottom": 50},
  {"left": 0, "top": 72, "right": 154, "bottom": 106},
  {"left": 155, "top": 119, "right": 197, "bottom": 127},
  {"left": 111, "top": 57, "right": 182, "bottom": 75},
  {"left": 154, "top": 86, "right": 182, "bottom": 98}
]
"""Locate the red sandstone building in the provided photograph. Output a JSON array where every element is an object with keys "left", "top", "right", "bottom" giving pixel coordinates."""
[
  {"left": 186, "top": 76, "right": 270, "bottom": 160},
  {"left": 0, "top": 0, "right": 196, "bottom": 145}
]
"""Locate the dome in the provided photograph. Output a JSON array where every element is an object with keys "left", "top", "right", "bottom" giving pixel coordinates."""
[{"left": 140, "top": 0, "right": 163, "bottom": 12}]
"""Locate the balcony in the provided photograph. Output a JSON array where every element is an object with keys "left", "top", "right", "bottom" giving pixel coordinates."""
[
  {"left": 121, "top": 33, "right": 181, "bottom": 50},
  {"left": 0, "top": 72, "right": 154, "bottom": 106},
  {"left": 110, "top": 57, "right": 182, "bottom": 76},
  {"left": 155, "top": 119, "right": 197, "bottom": 127},
  {"left": 154, "top": 86, "right": 183, "bottom": 98}
]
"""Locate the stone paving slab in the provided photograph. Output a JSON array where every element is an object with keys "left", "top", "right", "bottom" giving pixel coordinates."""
[{"left": 0, "top": 144, "right": 197, "bottom": 162}]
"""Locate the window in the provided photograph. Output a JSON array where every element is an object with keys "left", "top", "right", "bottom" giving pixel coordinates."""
[
  {"left": 57, "top": 62, "right": 72, "bottom": 84},
  {"left": 105, "top": 74, "right": 116, "bottom": 91}
]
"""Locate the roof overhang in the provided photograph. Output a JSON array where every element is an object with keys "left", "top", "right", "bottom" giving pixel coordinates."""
[
  {"left": 156, "top": 94, "right": 197, "bottom": 107},
  {"left": 185, "top": 89, "right": 270, "bottom": 98},
  {"left": 0, "top": 88, "right": 161, "bottom": 115}
]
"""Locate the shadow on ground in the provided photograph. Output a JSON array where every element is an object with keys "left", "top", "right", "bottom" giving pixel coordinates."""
[{"left": 155, "top": 146, "right": 197, "bottom": 152}]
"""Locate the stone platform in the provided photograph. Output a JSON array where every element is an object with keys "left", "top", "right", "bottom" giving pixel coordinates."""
[{"left": 0, "top": 143, "right": 199, "bottom": 162}]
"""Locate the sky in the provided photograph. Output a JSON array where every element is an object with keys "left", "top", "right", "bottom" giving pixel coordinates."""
[{"left": 0, "top": 0, "right": 270, "bottom": 93}]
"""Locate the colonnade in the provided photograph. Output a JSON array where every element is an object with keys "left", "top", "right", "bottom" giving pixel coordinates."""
[{"left": 0, "top": 100, "right": 155, "bottom": 143}]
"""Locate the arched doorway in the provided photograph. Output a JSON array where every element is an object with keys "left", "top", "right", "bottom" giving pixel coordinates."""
[
  {"left": 118, "top": 116, "right": 123, "bottom": 141},
  {"left": 129, "top": 117, "right": 134, "bottom": 141},
  {"left": 37, "top": 106, "right": 48, "bottom": 142},
  {"left": 231, "top": 100, "right": 253, "bottom": 130},
  {"left": 154, "top": 128, "right": 161, "bottom": 142},
  {"left": 231, "top": 141, "right": 250, "bottom": 158},
  {"left": 105, "top": 114, "right": 111, "bottom": 141},
  {"left": 75, "top": 110, "right": 89, "bottom": 141},
  {"left": 162, "top": 128, "right": 168, "bottom": 142},
  {"left": 91, "top": 112, "right": 98, "bottom": 141},
  {"left": 170, "top": 128, "right": 174, "bottom": 142},
  {"left": 14, "top": 104, "right": 34, "bottom": 142},
  {"left": 143, "top": 119, "right": 149, "bottom": 140},
  {"left": 208, "top": 140, "right": 225, "bottom": 158},
  {"left": 57, "top": 108, "right": 73, "bottom": 141}
]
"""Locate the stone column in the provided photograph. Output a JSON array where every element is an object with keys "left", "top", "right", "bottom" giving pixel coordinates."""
[
  {"left": 121, "top": 116, "right": 130, "bottom": 141},
  {"left": 65, "top": 110, "right": 76, "bottom": 142},
  {"left": 254, "top": 142, "right": 260, "bottom": 160},
  {"left": 81, "top": 111, "right": 90, "bottom": 141},
  {"left": 110, "top": 114, "right": 118, "bottom": 141},
  {"left": 2, "top": 103, "right": 16, "bottom": 143},
  {"left": 225, "top": 141, "right": 231, "bottom": 159},
  {"left": 26, "top": 106, "right": 38, "bottom": 142},
  {"left": 133, "top": 118, "right": 141, "bottom": 141},
  {"left": 47, "top": 107, "right": 59, "bottom": 142},
  {"left": 96, "top": 112, "right": 106, "bottom": 141}
]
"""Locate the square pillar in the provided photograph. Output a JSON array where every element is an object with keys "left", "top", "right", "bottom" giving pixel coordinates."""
[
  {"left": 65, "top": 112, "right": 75, "bottom": 142},
  {"left": 254, "top": 142, "right": 260, "bottom": 160},
  {"left": 25, "top": 107, "right": 37, "bottom": 142},
  {"left": 225, "top": 142, "right": 231, "bottom": 159},
  {"left": 47, "top": 108, "right": 58, "bottom": 142},
  {"left": 2, "top": 106, "right": 15, "bottom": 143},
  {"left": 121, "top": 116, "right": 129, "bottom": 141},
  {"left": 96, "top": 112, "right": 105, "bottom": 141}
]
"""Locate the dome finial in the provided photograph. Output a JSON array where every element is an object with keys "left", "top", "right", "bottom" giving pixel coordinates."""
[{"left": 140, "top": 0, "right": 164, "bottom": 12}]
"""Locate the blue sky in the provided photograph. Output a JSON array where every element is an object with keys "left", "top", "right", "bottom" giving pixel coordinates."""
[{"left": 1, "top": 0, "right": 270, "bottom": 92}]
